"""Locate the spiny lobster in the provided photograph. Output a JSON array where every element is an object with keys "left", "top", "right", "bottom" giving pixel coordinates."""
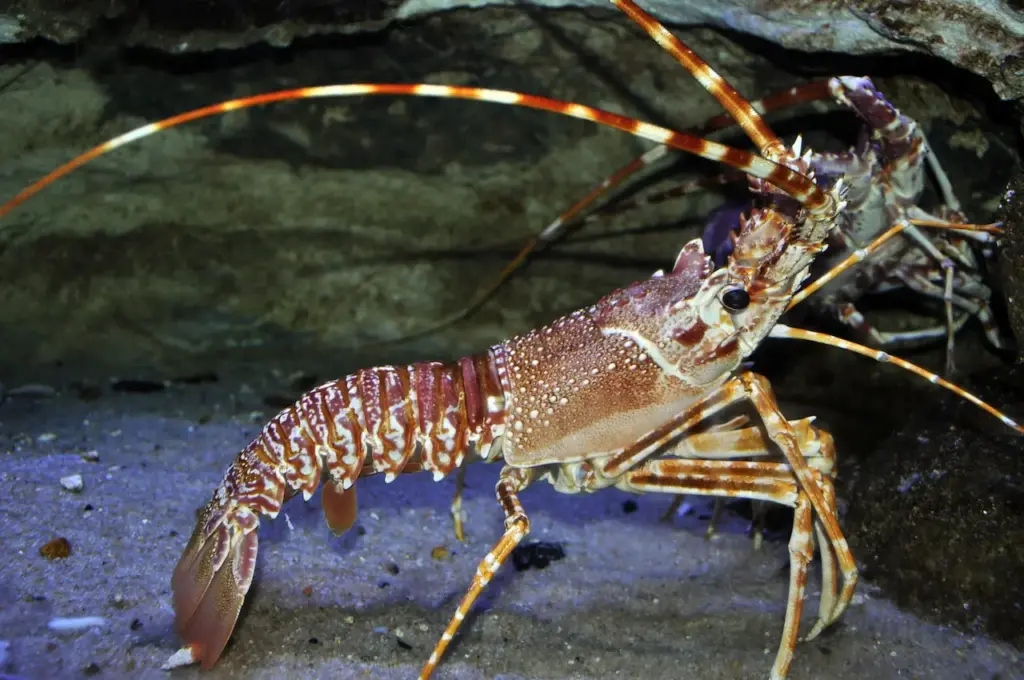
[
  {"left": 401, "top": 62, "right": 1009, "bottom": 380},
  {"left": 1, "top": 2, "right": 1021, "bottom": 678}
]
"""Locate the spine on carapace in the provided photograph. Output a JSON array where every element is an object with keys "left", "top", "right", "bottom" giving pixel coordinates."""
[{"left": 211, "top": 353, "right": 510, "bottom": 524}]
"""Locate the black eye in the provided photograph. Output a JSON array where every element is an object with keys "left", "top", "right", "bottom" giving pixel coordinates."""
[{"left": 721, "top": 287, "right": 750, "bottom": 313}]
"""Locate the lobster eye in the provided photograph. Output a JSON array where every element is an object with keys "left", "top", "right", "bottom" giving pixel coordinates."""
[{"left": 721, "top": 287, "right": 750, "bottom": 313}]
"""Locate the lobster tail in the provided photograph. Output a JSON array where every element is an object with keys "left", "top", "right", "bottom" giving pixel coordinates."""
[
  {"left": 170, "top": 437, "right": 281, "bottom": 669},
  {"left": 168, "top": 360, "right": 509, "bottom": 668},
  {"left": 171, "top": 512, "right": 258, "bottom": 669}
]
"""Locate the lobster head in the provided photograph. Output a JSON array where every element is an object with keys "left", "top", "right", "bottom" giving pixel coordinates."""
[
  {"left": 592, "top": 139, "right": 841, "bottom": 391},
  {"left": 645, "top": 146, "right": 841, "bottom": 386}
]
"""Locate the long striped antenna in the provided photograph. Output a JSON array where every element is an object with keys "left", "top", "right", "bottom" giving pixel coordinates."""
[
  {"left": 611, "top": 0, "right": 784, "bottom": 158},
  {"left": 692, "top": 80, "right": 832, "bottom": 137},
  {"left": 769, "top": 324, "right": 1024, "bottom": 435},
  {"left": 0, "top": 84, "right": 832, "bottom": 222},
  {"left": 375, "top": 80, "right": 836, "bottom": 347},
  {"left": 4, "top": 85, "right": 1014, "bottom": 440}
]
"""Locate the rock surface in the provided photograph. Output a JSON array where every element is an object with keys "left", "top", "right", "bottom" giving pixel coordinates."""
[
  {"left": 997, "top": 170, "right": 1024, "bottom": 348},
  {"left": 401, "top": 0, "right": 1024, "bottom": 100},
  {"left": 0, "top": 0, "right": 1021, "bottom": 99},
  {"left": 842, "top": 363, "right": 1024, "bottom": 648},
  {"left": 0, "top": 0, "right": 402, "bottom": 50},
  {"left": 0, "top": 7, "right": 1019, "bottom": 372}
]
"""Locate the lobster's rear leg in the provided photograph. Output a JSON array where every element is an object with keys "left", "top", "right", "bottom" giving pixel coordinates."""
[
  {"left": 421, "top": 465, "right": 539, "bottom": 679},
  {"left": 901, "top": 264, "right": 1011, "bottom": 353},
  {"left": 617, "top": 413, "right": 843, "bottom": 679},
  {"left": 649, "top": 416, "right": 840, "bottom": 629}
]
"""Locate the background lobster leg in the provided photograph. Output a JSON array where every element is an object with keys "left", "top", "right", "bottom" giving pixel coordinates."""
[
  {"left": 832, "top": 301, "right": 972, "bottom": 351},
  {"left": 899, "top": 267, "right": 1007, "bottom": 351}
]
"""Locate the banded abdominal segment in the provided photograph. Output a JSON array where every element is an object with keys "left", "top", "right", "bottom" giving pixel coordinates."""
[{"left": 248, "top": 355, "right": 510, "bottom": 502}]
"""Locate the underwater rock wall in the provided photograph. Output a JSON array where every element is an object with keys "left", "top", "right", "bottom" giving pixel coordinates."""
[
  {"left": 0, "top": 6, "right": 1019, "bottom": 372},
  {"left": 401, "top": 0, "right": 1024, "bottom": 100},
  {"left": 1, "top": 0, "right": 1022, "bottom": 98}
]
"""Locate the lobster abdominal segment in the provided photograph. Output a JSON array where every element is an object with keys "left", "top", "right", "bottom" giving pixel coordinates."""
[{"left": 223, "top": 354, "right": 509, "bottom": 522}]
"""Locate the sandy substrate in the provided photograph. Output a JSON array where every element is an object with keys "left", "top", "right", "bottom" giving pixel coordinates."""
[{"left": 1, "top": 372, "right": 1022, "bottom": 680}]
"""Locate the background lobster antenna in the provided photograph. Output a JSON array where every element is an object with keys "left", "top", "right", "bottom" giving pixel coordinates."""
[
  {"left": 0, "top": 83, "right": 831, "bottom": 222},
  {"left": 788, "top": 220, "right": 1003, "bottom": 309},
  {"left": 768, "top": 324, "right": 1024, "bottom": 435}
]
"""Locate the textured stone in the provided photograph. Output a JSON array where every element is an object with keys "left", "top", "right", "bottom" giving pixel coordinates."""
[
  {"left": 997, "top": 170, "right": 1024, "bottom": 349},
  {"left": 0, "top": 0, "right": 1021, "bottom": 99},
  {"left": 0, "top": 0, "right": 402, "bottom": 50},
  {"left": 400, "top": 0, "right": 1024, "bottom": 99},
  {"left": 843, "top": 363, "right": 1024, "bottom": 647},
  {"left": 0, "top": 6, "right": 1018, "bottom": 371}
]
